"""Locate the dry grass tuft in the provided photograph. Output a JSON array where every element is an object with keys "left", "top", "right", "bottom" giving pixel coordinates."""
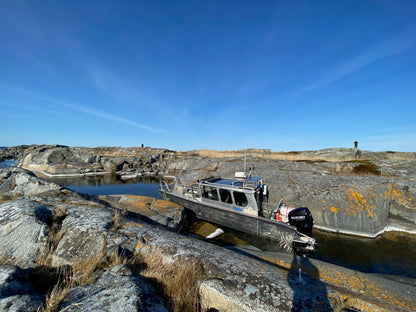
[
  {"left": 38, "top": 269, "right": 72, "bottom": 312},
  {"left": 110, "top": 209, "right": 127, "bottom": 232},
  {"left": 37, "top": 247, "right": 204, "bottom": 312},
  {"left": 37, "top": 206, "right": 68, "bottom": 267},
  {"left": 37, "top": 229, "right": 64, "bottom": 267},
  {"left": 0, "top": 254, "right": 13, "bottom": 265},
  {"left": 35, "top": 205, "right": 203, "bottom": 312},
  {"left": 138, "top": 251, "right": 203, "bottom": 312},
  {"left": 352, "top": 161, "right": 381, "bottom": 176}
]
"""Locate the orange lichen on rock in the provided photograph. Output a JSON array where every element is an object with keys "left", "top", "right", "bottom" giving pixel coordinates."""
[
  {"left": 344, "top": 188, "right": 376, "bottom": 217},
  {"left": 390, "top": 184, "right": 415, "bottom": 210},
  {"left": 112, "top": 194, "right": 183, "bottom": 214},
  {"left": 318, "top": 264, "right": 416, "bottom": 311}
]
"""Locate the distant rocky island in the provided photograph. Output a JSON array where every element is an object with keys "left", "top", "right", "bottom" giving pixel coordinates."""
[{"left": 0, "top": 144, "right": 415, "bottom": 311}]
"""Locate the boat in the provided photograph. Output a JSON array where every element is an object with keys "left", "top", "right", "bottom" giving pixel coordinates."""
[{"left": 159, "top": 171, "right": 315, "bottom": 254}]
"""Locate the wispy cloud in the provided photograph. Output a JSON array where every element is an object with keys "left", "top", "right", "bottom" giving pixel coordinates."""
[
  {"left": 303, "top": 27, "right": 416, "bottom": 93},
  {"left": 56, "top": 100, "right": 166, "bottom": 133},
  {"left": 0, "top": 82, "right": 166, "bottom": 134}
]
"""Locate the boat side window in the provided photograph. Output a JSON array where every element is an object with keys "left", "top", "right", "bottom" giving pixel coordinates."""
[
  {"left": 219, "top": 188, "right": 232, "bottom": 204},
  {"left": 233, "top": 191, "right": 248, "bottom": 207},
  {"left": 202, "top": 186, "right": 219, "bottom": 201}
]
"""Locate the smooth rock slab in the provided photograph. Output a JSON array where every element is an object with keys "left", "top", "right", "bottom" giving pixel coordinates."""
[
  {"left": 52, "top": 205, "right": 114, "bottom": 266},
  {"left": 58, "top": 265, "right": 167, "bottom": 312},
  {"left": 0, "top": 199, "right": 52, "bottom": 267},
  {"left": 99, "top": 195, "right": 184, "bottom": 231},
  {"left": 0, "top": 167, "right": 60, "bottom": 200}
]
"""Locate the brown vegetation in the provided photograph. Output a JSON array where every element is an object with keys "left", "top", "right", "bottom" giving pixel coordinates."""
[
  {"left": 137, "top": 251, "right": 203, "bottom": 312},
  {"left": 37, "top": 206, "right": 67, "bottom": 267},
  {"left": 36, "top": 248, "right": 203, "bottom": 312},
  {"left": 351, "top": 161, "right": 381, "bottom": 176},
  {"left": 33, "top": 211, "right": 202, "bottom": 312}
]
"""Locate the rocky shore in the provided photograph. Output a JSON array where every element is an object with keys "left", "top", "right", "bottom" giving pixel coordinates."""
[
  {"left": 1, "top": 144, "right": 415, "bottom": 237},
  {"left": 0, "top": 145, "right": 415, "bottom": 311},
  {"left": 0, "top": 166, "right": 415, "bottom": 311}
]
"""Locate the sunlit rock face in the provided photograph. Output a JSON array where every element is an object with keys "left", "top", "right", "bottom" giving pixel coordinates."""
[
  {"left": 0, "top": 199, "right": 52, "bottom": 267},
  {"left": 0, "top": 167, "right": 60, "bottom": 200}
]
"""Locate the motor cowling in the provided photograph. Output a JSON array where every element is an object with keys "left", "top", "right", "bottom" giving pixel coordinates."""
[{"left": 288, "top": 207, "right": 314, "bottom": 237}]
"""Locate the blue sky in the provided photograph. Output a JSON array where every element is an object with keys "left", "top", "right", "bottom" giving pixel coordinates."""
[{"left": 1, "top": 1, "right": 415, "bottom": 152}]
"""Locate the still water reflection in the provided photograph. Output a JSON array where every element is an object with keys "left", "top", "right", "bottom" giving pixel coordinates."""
[
  {"left": 312, "top": 230, "right": 416, "bottom": 279},
  {"left": 46, "top": 173, "right": 162, "bottom": 199}
]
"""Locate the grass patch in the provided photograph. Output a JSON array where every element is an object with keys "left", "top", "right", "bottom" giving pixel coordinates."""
[
  {"left": 137, "top": 251, "right": 203, "bottom": 312},
  {"left": 110, "top": 209, "right": 127, "bottom": 232},
  {"left": 29, "top": 202, "right": 203, "bottom": 312},
  {"left": 37, "top": 206, "right": 67, "bottom": 267},
  {"left": 36, "top": 235, "right": 203, "bottom": 312},
  {"left": 351, "top": 161, "right": 381, "bottom": 176},
  {"left": 37, "top": 267, "right": 72, "bottom": 312}
]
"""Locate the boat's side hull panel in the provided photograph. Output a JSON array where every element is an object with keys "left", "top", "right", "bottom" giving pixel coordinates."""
[{"left": 163, "top": 191, "right": 298, "bottom": 241}]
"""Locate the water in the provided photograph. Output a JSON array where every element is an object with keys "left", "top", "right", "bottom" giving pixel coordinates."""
[
  {"left": 45, "top": 173, "right": 162, "bottom": 199},
  {"left": 186, "top": 219, "right": 416, "bottom": 280},
  {"left": 312, "top": 230, "right": 416, "bottom": 279},
  {"left": 0, "top": 159, "right": 18, "bottom": 168},
  {"left": 43, "top": 174, "right": 416, "bottom": 280}
]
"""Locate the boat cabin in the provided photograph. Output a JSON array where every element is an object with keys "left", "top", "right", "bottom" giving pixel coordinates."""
[{"left": 188, "top": 173, "right": 267, "bottom": 216}]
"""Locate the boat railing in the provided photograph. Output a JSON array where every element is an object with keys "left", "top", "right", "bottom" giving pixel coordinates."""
[
  {"left": 176, "top": 177, "right": 187, "bottom": 187},
  {"left": 160, "top": 180, "right": 171, "bottom": 193}
]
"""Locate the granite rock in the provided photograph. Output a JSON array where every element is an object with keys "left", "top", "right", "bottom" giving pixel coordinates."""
[
  {"left": 0, "top": 199, "right": 52, "bottom": 267},
  {"left": 58, "top": 265, "right": 167, "bottom": 312}
]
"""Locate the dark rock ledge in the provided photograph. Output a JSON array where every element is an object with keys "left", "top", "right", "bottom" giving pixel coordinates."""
[{"left": 0, "top": 167, "right": 415, "bottom": 311}]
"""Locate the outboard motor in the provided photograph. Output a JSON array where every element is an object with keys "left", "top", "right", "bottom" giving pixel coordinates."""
[{"left": 288, "top": 207, "right": 314, "bottom": 237}]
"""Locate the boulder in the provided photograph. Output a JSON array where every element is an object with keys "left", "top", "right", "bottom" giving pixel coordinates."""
[
  {"left": 58, "top": 265, "right": 167, "bottom": 312},
  {"left": 0, "top": 167, "right": 61, "bottom": 201},
  {"left": 51, "top": 205, "right": 114, "bottom": 266},
  {"left": 20, "top": 146, "right": 85, "bottom": 175},
  {"left": 0, "top": 199, "right": 52, "bottom": 267}
]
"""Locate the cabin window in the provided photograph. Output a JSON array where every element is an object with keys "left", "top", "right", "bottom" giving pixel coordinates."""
[
  {"left": 233, "top": 191, "right": 248, "bottom": 207},
  {"left": 202, "top": 186, "right": 219, "bottom": 201},
  {"left": 219, "top": 189, "right": 232, "bottom": 204}
]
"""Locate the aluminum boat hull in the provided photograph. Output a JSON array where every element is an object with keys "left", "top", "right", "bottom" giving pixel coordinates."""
[{"left": 160, "top": 189, "right": 300, "bottom": 242}]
